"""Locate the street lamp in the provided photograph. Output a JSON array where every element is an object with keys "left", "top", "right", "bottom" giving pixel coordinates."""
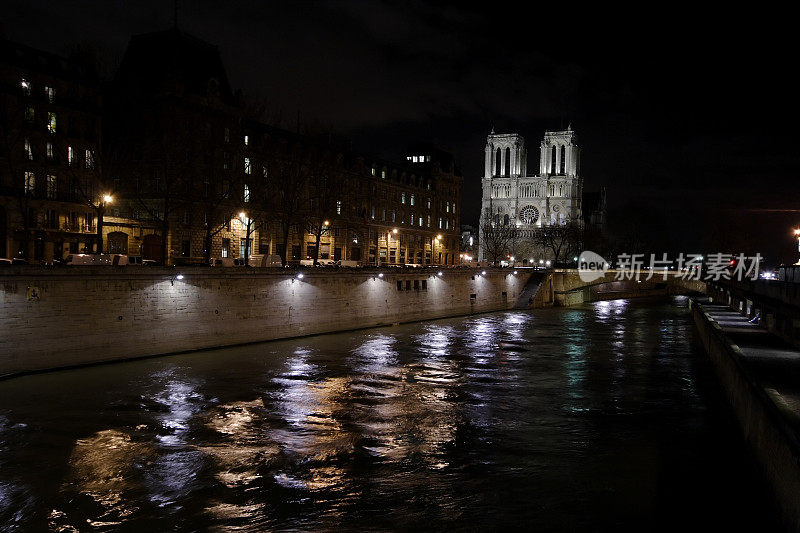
[
  {"left": 794, "top": 229, "right": 800, "bottom": 263},
  {"left": 239, "top": 211, "right": 252, "bottom": 267},
  {"left": 97, "top": 193, "right": 113, "bottom": 255}
]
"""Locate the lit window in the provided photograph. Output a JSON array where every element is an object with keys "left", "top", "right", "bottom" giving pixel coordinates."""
[
  {"left": 21, "top": 79, "right": 31, "bottom": 96},
  {"left": 371, "top": 206, "right": 375, "bottom": 219},
  {"left": 410, "top": 194, "right": 415, "bottom": 206},
  {"left": 407, "top": 156, "right": 412, "bottom": 161},
  {"left": 427, "top": 215, "right": 431, "bottom": 227},
  {"left": 412, "top": 156, "right": 418, "bottom": 163},
  {"left": 382, "top": 208, "right": 386, "bottom": 221},
  {"left": 67, "top": 146, "right": 74, "bottom": 165},
  {"left": 418, "top": 216, "right": 423, "bottom": 226},
  {"left": 244, "top": 157, "right": 251, "bottom": 174},
  {"left": 47, "top": 112, "right": 56, "bottom": 133},
  {"left": 244, "top": 184, "right": 250, "bottom": 203},
  {"left": 85, "top": 150, "right": 94, "bottom": 169},
  {"left": 24, "top": 138, "right": 32, "bottom": 160},
  {"left": 391, "top": 210, "right": 396, "bottom": 222},
  {"left": 46, "top": 175, "right": 57, "bottom": 199},
  {"left": 45, "top": 86, "right": 54, "bottom": 103},
  {"left": 371, "top": 166, "right": 376, "bottom": 176},
  {"left": 381, "top": 169, "right": 386, "bottom": 179},
  {"left": 410, "top": 212, "right": 414, "bottom": 226},
  {"left": 336, "top": 200, "right": 342, "bottom": 215},
  {"left": 262, "top": 164, "right": 268, "bottom": 178},
  {"left": 401, "top": 192, "right": 406, "bottom": 204},
  {"left": 46, "top": 142, "right": 54, "bottom": 160},
  {"left": 244, "top": 135, "right": 249, "bottom": 146},
  {"left": 446, "top": 202, "right": 450, "bottom": 213},
  {"left": 439, "top": 217, "right": 443, "bottom": 229},
  {"left": 24, "top": 171, "right": 35, "bottom": 194}
]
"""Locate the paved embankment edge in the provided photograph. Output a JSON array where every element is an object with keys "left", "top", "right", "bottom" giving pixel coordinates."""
[{"left": 692, "top": 299, "right": 800, "bottom": 531}]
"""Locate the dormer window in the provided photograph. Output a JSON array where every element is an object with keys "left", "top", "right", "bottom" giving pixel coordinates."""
[{"left": 21, "top": 79, "right": 31, "bottom": 96}]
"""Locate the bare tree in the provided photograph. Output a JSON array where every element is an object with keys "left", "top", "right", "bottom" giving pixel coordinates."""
[
  {"left": 534, "top": 221, "right": 583, "bottom": 265},
  {"left": 480, "top": 218, "right": 518, "bottom": 265},
  {"left": 265, "top": 141, "right": 310, "bottom": 266}
]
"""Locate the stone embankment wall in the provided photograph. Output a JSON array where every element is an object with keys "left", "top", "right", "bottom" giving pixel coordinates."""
[
  {"left": 0, "top": 267, "right": 530, "bottom": 377},
  {"left": 693, "top": 301, "right": 800, "bottom": 530}
]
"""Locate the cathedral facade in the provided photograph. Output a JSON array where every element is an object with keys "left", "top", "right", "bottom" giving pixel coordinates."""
[{"left": 478, "top": 127, "right": 583, "bottom": 262}]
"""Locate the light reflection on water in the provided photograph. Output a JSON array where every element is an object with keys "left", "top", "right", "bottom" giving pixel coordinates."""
[{"left": 0, "top": 296, "right": 778, "bottom": 531}]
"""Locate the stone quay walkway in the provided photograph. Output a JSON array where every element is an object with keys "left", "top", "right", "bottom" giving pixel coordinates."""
[{"left": 701, "top": 302, "right": 800, "bottom": 439}]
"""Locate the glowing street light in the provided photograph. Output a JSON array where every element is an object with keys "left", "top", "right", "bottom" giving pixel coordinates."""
[
  {"left": 103, "top": 194, "right": 113, "bottom": 204},
  {"left": 392, "top": 228, "right": 398, "bottom": 234},
  {"left": 323, "top": 220, "right": 330, "bottom": 227}
]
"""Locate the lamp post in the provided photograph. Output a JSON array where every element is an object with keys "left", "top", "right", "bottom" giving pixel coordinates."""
[
  {"left": 794, "top": 229, "right": 800, "bottom": 264},
  {"left": 435, "top": 233, "right": 442, "bottom": 266},
  {"left": 97, "top": 194, "right": 112, "bottom": 254},
  {"left": 240, "top": 211, "right": 252, "bottom": 267}
]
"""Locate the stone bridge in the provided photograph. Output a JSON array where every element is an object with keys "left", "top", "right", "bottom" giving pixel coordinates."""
[{"left": 528, "top": 269, "right": 706, "bottom": 307}]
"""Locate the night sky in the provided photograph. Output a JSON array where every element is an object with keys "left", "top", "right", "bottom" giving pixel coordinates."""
[{"left": 5, "top": 2, "right": 799, "bottom": 264}]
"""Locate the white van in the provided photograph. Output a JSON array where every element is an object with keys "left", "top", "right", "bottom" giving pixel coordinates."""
[{"left": 65, "top": 254, "right": 113, "bottom": 265}]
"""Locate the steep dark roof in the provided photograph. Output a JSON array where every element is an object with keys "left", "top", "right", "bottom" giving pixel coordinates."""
[{"left": 114, "top": 28, "right": 234, "bottom": 104}]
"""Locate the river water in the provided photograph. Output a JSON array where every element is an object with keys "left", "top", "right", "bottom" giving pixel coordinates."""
[{"left": 0, "top": 297, "right": 778, "bottom": 531}]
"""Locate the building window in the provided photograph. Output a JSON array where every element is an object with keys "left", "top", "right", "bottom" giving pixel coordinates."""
[
  {"left": 85, "top": 150, "right": 95, "bottom": 169},
  {"left": 410, "top": 194, "right": 415, "bottom": 206},
  {"left": 45, "top": 86, "right": 55, "bottom": 103},
  {"left": 24, "top": 138, "right": 32, "bottom": 160},
  {"left": 244, "top": 157, "right": 251, "bottom": 174},
  {"left": 222, "top": 180, "right": 230, "bottom": 198},
  {"left": 25, "top": 106, "right": 34, "bottom": 121},
  {"left": 46, "top": 142, "right": 54, "bottom": 160},
  {"left": 24, "top": 171, "right": 35, "bottom": 195},
  {"left": 381, "top": 169, "right": 386, "bottom": 179},
  {"left": 401, "top": 192, "right": 406, "bottom": 204},
  {"left": 244, "top": 183, "right": 250, "bottom": 203},
  {"left": 381, "top": 208, "right": 386, "bottom": 221},
  {"left": 495, "top": 147, "right": 501, "bottom": 176},
  {"left": 47, "top": 112, "right": 56, "bottom": 133},
  {"left": 244, "top": 135, "right": 249, "bottom": 146},
  {"left": 371, "top": 206, "right": 375, "bottom": 219},
  {"left": 21, "top": 78, "right": 31, "bottom": 96},
  {"left": 67, "top": 146, "right": 74, "bottom": 165},
  {"left": 223, "top": 152, "right": 230, "bottom": 169},
  {"left": 446, "top": 201, "right": 450, "bottom": 213},
  {"left": 551, "top": 145, "right": 557, "bottom": 174},
  {"left": 46, "top": 175, "right": 57, "bottom": 199},
  {"left": 221, "top": 238, "right": 230, "bottom": 258},
  {"left": 224, "top": 127, "right": 230, "bottom": 143},
  {"left": 391, "top": 210, "right": 396, "bottom": 222},
  {"left": 439, "top": 217, "right": 442, "bottom": 229},
  {"left": 371, "top": 166, "right": 376, "bottom": 176},
  {"left": 336, "top": 200, "right": 342, "bottom": 215}
]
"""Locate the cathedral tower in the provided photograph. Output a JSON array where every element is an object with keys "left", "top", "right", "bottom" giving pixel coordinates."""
[{"left": 539, "top": 126, "right": 579, "bottom": 178}]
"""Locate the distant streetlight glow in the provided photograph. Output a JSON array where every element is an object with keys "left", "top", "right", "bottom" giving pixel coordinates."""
[
  {"left": 296, "top": 272, "right": 304, "bottom": 279},
  {"left": 437, "top": 271, "right": 443, "bottom": 276},
  {"left": 103, "top": 194, "right": 113, "bottom": 203}
]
